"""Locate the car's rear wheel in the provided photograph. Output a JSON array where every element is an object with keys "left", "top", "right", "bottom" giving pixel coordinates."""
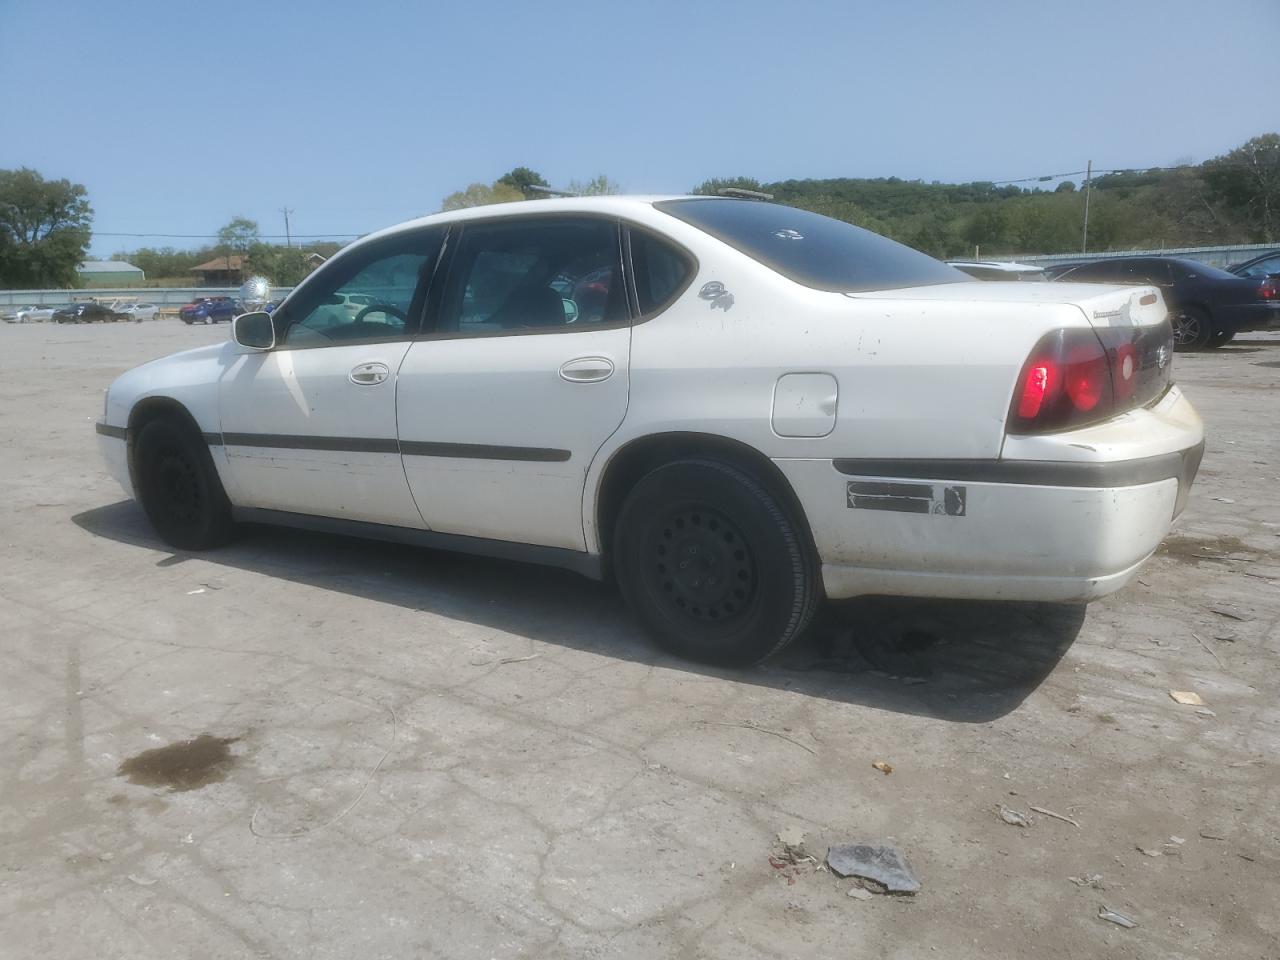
[
  {"left": 1170, "top": 305, "right": 1212, "bottom": 349},
  {"left": 135, "top": 417, "right": 236, "bottom": 550},
  {"left": 613, "top": 458, "right": 818, "bottom": 666}
]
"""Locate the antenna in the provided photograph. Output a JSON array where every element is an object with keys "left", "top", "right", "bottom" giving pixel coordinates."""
[
  {"left": 526, "top": 185, "right": 579, "bottom": 198},
  {"left": 718, "top": 187, "right": 774, "bottom": 201}
]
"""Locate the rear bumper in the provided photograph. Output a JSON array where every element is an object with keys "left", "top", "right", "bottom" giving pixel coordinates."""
[
  {"left": 776, "top": 389, "right": 1204, "bottom": 602},
  {"left": 1219, "top": 301, "right": 1280, "bottom": 332}
]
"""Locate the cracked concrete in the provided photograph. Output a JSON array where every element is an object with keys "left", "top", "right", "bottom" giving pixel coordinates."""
[{"left": 1, "top": 322, "right": 1277, "bottom": 959}]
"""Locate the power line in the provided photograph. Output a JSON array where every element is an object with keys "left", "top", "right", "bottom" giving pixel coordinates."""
[{"left": 92, "top": 231, "right": 359, "bottom": 239}]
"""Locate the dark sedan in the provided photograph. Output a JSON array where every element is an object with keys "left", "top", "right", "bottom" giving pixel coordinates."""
[
  {"left": 52, "top": 302, "right": 129, "bottom": 324},
  {"left": 1228, "top": 250, "right": 1280, "bottom": 279},
  {"left": 1050, "top": 256, "right": 1279, "bottom": 348}
]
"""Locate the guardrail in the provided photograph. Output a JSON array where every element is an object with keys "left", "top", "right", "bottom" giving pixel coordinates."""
[{"left": 0, "top": 286, "right": 295, "bottom": 308}]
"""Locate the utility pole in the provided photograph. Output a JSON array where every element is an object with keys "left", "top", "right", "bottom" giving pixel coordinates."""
[
  {"left": 1081, "top": 160, "right": 1092, "bottom": 253},
  {"left": 280, "top": 207, "right": 293, "bottom": 248}
]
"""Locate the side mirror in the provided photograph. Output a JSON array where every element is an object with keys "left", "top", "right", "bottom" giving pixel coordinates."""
[{"left": 233, "top": 311, "right": 275, "bottom": 350}]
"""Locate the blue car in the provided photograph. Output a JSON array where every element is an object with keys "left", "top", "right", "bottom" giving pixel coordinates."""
[{"left": 179, "top": 296, "right": 239, "bottom": 325}]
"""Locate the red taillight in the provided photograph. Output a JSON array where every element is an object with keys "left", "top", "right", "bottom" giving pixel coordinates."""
[
  {"left": 1008, "top": 322, "right": 1172, "bottom": 434},
  {"left": 1018, "top": 362, "right": 1055, "bottom": 418},
  {"left": 1261, "top": 278, "right": 1279, "bottom": 300}
]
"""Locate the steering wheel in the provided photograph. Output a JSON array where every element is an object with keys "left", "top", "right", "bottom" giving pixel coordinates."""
[{"left": 352, "top": 303, "right": 407, "bottom": 332}]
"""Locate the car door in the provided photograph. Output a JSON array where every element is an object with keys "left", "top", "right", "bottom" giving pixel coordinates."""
[
  {"left": 218, "top": 227, "right": 443, "bottom": 527},
  {"left": 396, "top": 215, "right": 631, "bottom": 551}
]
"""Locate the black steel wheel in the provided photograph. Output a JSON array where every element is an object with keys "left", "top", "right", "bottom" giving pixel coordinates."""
[
  {"left": 1170, "top": 305, "right": 1212, "bottom": 349},
  {"left": 613, "top": 458, "right": 818, "bottom": 666},
  {"left": 135, "top": 417, "right": 236, "bottom": 550}
]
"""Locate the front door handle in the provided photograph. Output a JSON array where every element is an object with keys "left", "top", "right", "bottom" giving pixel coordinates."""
[
  {"left": 559, "top": 356, "right": 615, "bottom": 383},
  {"left": 350, "top": 362, "right": 390, "bottom": 386}
]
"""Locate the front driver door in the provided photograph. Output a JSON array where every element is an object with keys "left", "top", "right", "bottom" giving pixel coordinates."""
[
  {"left": 218, "top": 228, "right": 442, "bottom": 527},
  {"left": 396, "top": 216, "right": 631, "bottom": 551}
]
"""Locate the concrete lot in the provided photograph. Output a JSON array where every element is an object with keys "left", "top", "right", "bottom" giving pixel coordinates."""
[{"left": 1, "top": 321, "right": 1277, "bottom": 959}]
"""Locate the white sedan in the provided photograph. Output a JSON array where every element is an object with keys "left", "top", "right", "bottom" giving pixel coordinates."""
[{"left": 96, "top": 195, "right": 1204, "bottom": 665}]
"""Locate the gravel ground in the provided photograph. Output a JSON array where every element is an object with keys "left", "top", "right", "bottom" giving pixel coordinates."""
[{"left": 1, "top": 320, "right": 1277, "bottom": 959}]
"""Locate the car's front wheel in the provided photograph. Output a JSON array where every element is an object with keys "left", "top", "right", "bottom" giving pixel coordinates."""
[
  {"left": 134, "top": 417, "right": 237, "bottom": 550},
  {"left": 613, "top": 458, "right": 818, "bottom": 666},
  {"left": 1170, "top": 305, "right": 1213, "bottom": 349}
]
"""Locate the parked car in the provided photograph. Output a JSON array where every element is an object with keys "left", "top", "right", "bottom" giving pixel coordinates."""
[
  {"left": 97, "top": 196, "right": 1203, "bottom": 666},
  {"left": 1227, "top": 250, "right": 1280, "bottom": 279},
  {"left": 53, "top": 302, "right": 129, "bottom": 323},
  {"left": 6, "top": 304, "right": 60, "bottom": 323},
  {"left": 945, "top": 260, "right": 1047, "bottom": 281},
  {"left": 1049, "top": 256, "right": 1280, "bottom": 348},
  {"left": 2, "top": 304, "right": 39, "bottom": 323},
  {"left": 180, "top": 297, "right": 238, "bottom": 324},
  {"left": 112, "top": 301, "right": 160, "bottom": 322}
]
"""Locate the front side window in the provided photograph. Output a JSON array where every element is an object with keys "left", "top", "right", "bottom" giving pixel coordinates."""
[
  {"left": 439, "top": 217, "right": 627, "bottom": 335},
  {"left": 655, "top": 198, "right": 965, "bottom": 293},
  {"left": 277, "top": 228, "right": 442, "bottom": 347}
]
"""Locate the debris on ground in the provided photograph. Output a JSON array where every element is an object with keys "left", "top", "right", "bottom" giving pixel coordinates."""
[
  {"left": 1098, "top": 908, "right": 1138, "bottom": 929},
  {"left": 1169, "top": 690, "right": 1205, "bottom": 706},
  {"left": 846, "top": 885, "right": 874, "bottom": 900},
  {"left": 1136, "top": 845, "right": 1162, "bottom": 857},
  {"left": 1030, "top": 805, "right": 1080, "bottom": 828},
  {"left": 1199, "top": 829, "right": 1227, "bottom": 841},
  {"left": 826, "top": 844, "right": 920, "bottom": 894},
  {"left": 1196, "top": 708, "right": 1217, "bottom": 718},
  {"left": 996, "top": 804, "right": 1032, "bottom": 827},
  {"left": 872, "top": 760, "right": 893, "bottom": 775},
  {"left": 1169, "top": 836, "right": 1186, "bottom": 845},
  {"left": 777, "top": 825, "right": 807, "bottom": 857},
  {"left": 1208, "top": 605, "right": 1253, "bottom": 622},
  {"left": 1068, "top": 874, "right": 1105, "bottom": 889}
]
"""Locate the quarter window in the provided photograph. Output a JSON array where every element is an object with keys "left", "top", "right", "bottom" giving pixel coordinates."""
[
  {"left": 277, "top": 229, "right": 441, "bottom": 346},
  {"left": 630, "top": 229, "right": 694, "bottom": 315},
  {"left": 439, "top": 218, "right": 626, "bottom": 335}
]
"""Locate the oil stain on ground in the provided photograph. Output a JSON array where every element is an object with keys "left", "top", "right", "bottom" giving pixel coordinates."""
[{"left": 118, "top": 735, "right": 239, "bottom": 792}]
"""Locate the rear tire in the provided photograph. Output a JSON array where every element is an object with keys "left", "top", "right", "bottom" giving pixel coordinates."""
[
  {"left": 134, "top": 418, "right": 236, "bottom": 550},
  {"left": 1170, "top": 305, "right": 1212, "bottom": 350},
  {"left": 613, "top": 458, "right": 818, "bottom": 666}
]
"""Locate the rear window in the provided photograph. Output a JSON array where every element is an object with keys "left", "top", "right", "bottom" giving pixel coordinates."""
[{"left": 654, "top": 198, "right": 966, "bottom": 292}]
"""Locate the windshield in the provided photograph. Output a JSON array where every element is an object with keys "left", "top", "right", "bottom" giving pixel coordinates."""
[{"left": 655, "top": 198, "right": 968, "bottom": 292}]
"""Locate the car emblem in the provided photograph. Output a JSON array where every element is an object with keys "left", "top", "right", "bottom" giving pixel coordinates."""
[{"left": 774, "top": 228, "right": 804, "bottom": 240}]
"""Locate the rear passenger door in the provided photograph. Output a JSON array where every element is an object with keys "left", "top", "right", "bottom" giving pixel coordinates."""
[{"left": 396, "top": 216, "right": 631, "bottom": 551}]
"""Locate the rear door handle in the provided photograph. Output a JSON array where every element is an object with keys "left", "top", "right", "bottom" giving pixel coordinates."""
[
  {"left": 559, "top": 356, "right": 615, "bottom": 383},
  {"left": 349, "top": 362, "right": 390, "bottom": 385}
]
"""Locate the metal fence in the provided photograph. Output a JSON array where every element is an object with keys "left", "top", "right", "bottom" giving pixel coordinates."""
[
  {"left": 0, "top": 286, "right": 295, "bottom": 308},
  {"left": 1011, "top": 243, "right": 1276, "bottom": 270}
]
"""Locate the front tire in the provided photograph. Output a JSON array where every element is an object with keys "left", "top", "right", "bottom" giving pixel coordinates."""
[
  {"left": 134, "top": 418, "right": 236, "bottom": 550},
  {"left": 613, "top": 458, "right": 818, "bottom": 666},
  {"left": 1170, "top": 305, "right": 1212, "bottom": 350}
]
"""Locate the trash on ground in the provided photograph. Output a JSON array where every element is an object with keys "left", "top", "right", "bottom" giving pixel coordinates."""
[
  {"left": 1098, "top": 908, "right": 1138, "bottom": 929},
  {"left": 826, "top": 843, "right": 921, "bottom": 894},
  {"left": 996, "top": 804, "right": 1032, "bottom": 827},
  {"left": 185, "top": 588, "right": 205, "bottom": 595},
  {"left": 1030, "top": 805, "right": 1080, "bottom": 828},
  {"left": 846, "top": 885, "right": 874, "bottom": 900},
  {"left": 1135, "top": 845, "right": 1162, "bottom": 857},
  {"left": 1169, "top": 690, "right": 1205, "bottom": 706},
  {"left": 1068, "top": 874, "right": 1105, "bottom": 889},
  {"left": 872, "top": 760, "right": 893, "bottom": 775},
  {"left": 1169, "top": 836, "right": 1186, "bottom": 845}
]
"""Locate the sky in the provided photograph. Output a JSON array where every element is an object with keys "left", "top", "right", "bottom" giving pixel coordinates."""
[{"left": 2, "top": 0, "right": 1277, "bottom": 257}]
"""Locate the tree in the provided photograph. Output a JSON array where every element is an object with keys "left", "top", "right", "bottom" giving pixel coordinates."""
[
  {"left": 441, "top": 181, "right": 525, "bottom": 211},
  {"left": 567, "top": 175, "right": 621, "bottom": 196},
  {"left": 1202, "top": 133, "right": 1280, "bottom": 241},
  {"left": 495, "top": 166, "right": 549, "bottom": 198},
  {"left": 1055, "top": 181, "right": 1076, "bottom": 193},
  {"left": 217, "top": 216, "right": 259, "bottom": 255},
  {"left": 0, "top": 167, "right": 93, "bottom": 288}
]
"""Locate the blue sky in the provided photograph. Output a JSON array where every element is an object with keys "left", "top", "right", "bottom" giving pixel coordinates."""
[{"left": 2, "top": 0, "right": 1276, "bottom": 256}]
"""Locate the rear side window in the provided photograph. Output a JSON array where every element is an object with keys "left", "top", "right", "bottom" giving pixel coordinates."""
[
  {"left": 654, "top": 198, "right": 965, "bottom": 292},
  {"left": 629, "top": 229, "right": 694, "bottom": 315}
]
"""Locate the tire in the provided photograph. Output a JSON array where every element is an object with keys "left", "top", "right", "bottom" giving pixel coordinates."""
[
  {"left": 1170, "top": 305, "right": 1212, "bottom": 350},
  {"left": 134, "top": 417, "right": 236, "bottom": 550},
  {"left": 612, "top": 458, "right": 818, "bottom": 666},
  {"left": 1207, "top": 329, "right": 1235, "bottom": 348}
]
